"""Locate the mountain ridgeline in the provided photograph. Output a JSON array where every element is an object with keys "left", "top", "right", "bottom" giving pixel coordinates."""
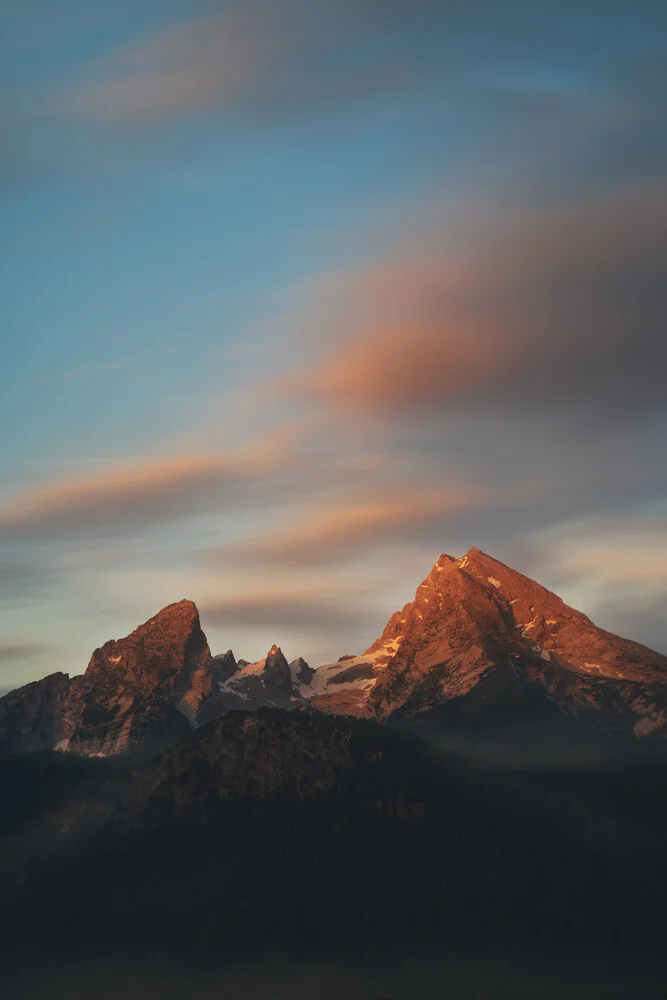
[
  {"left": 1, "top": 547, "right": 666, "bottom": 758},
  {"left": 3, "top": 548, "right": 667, "bottom": 997}
]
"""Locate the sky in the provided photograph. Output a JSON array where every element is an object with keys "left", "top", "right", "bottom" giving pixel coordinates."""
[{"left": 1, "top": 0, "right": 666, "bottom": 689}]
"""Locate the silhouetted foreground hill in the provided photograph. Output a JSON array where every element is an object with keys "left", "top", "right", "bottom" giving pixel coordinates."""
[{"left": 2, "top": 709, "right": 667, "bottom": 1000}]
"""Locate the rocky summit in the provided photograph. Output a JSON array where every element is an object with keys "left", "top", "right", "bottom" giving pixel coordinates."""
[
  {"left": 366, "top": 548, "right": 667, "bottom": 737},
  {"left": 214, "top": 644, "right": 316, "bottom": 711},
  {"left": 0, "top": 600, "right": 223, "bottom": 756},
  {"left": 307, "top": 547, "right": 667, "bottom": 741},
  {"left": 2, "top": 548, "right": 667, "bottom": 758}
]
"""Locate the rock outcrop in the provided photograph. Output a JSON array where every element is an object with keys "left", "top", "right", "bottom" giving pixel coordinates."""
[
  {"left": 0, "top": 672, "right": 71, "bottom": 754},
  {"left": 366, "top": 548, "right": 667, "bottom": 737},
  {"left": 215, "top": 645, "right": 314, "bottom": 711},
  {"left": 3, "top": 547, "right": 667, "bottom": 756},
  {"left": 0, "top": 601, "right": 222, "bottom": 756}
]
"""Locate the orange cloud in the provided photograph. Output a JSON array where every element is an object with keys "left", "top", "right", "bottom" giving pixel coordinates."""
[
  {"left": 216, "top": 485, "right": 485, "bottom": 568},
  {"left": 0, "top": 433, "right": 294, "bottom": 539},
  {"left": 286, "top": 186, "right": 667, "bottom": 419}
]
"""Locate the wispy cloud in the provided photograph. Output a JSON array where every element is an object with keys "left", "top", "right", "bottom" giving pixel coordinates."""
[
  {"left": 201, "top": 584, "right": 370, "bottom": 634},
  {"left": 216, "top": 486, "right": 485, "bottom": 569},
  {"left": 2, "top": 0, "right": 664, "bottom": 200},
  {"left": 0, "top": 433, "right": 294, "bottom": 540},
  {"left": 501, "top": 510, "right": 667, "bottom": 655},
  {"left": 285, "top": 185, "right": 667, "bottom": 421},
  {"left": 66, "top": 12, "right": 283, "bottom": 122},
  {"left": 0, "top": 639, "right": 56, "bottom": 663}
]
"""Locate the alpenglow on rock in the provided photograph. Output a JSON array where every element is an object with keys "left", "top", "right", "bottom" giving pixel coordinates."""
[
  {"left": 0, "top": 600, "right": 224, "bottom": 756},
  {"left": 2, "top": 547, "right": 667, "bottom": 757},
  {"left": 365, "top": 548, "right": 667, "bottom": 737}
]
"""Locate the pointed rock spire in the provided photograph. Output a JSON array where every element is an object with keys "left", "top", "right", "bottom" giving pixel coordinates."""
[{"left": 263, "top": 644, "right": 293, "bottom": 697}]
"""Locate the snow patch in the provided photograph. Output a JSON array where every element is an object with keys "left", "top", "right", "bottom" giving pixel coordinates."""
[
  {"left": 580, "top": 662, "right": 607, "bottom": 677},
  {"left": 308, "top": 637, "right": 404, "bottom": 699},
  {"left": 487, "top": 577, "right": 501, "bottom": 589},
  {"left": 220, "top": 684, "right": 250, "bottom": 700},
  {"left": 109, "top": 656, "right": 122, "bottom": 664},
  {"left": 229, "top": 657, "right": 267, "bottom": 678}
]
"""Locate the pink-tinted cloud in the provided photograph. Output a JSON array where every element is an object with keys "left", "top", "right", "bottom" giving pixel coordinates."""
[
  {"left": 0, "top": 434, "right": 293, "bottom": 539},
  {"left": 215, "top": 485, "right": 486, "bottom": 568},
  {"left": 286, "top": 186, "right": 667, "bottom": 419},
  {"left": 66, "top": 12, "right": 283, "bottom": 122}
]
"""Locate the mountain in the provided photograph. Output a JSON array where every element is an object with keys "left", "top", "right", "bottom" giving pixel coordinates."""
[
  {"left": 215, "top": 644, "right": 315, "bottom": 710},
  {"left": 0, "top": 600, "right": 224, "bottom": 756},
  {"left": 2, "top": 548, "right": 667, "bottom": 760},
  {"left": 364, "top": 548, "right": 667, "bottom": 738},
  {"left": 306, "top": 548, "right": 667, "bottom": 745},
  {"left": 3, "top": 556, "right": 667, "bottom": 997}
]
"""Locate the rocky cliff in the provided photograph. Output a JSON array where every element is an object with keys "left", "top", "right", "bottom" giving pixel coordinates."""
[
  {"left": 366, "top": 548, "right": 667, "bottom": 737},
  {"left": 0, "top": 601, "right": 223, "bottom": 756}
]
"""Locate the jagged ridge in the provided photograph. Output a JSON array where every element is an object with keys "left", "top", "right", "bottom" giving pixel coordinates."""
[{"left": 2, "top": 547, "right": 667, "bottom": 757}]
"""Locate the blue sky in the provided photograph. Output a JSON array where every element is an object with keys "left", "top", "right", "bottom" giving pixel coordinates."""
[{"left": 1, "top": 0, "right": 666, "bottom": 688}]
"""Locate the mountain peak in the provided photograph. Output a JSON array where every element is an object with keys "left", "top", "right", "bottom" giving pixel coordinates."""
[
  {"left": 434, "top": 552, "right": 459, "bottom": 568},
  {"left": 147, "top": 598, "right": 200, "bottom": 621},
  {"left": 290, "top": 656, "right": 315, "bottom": 686},
  {"left": 366, "top": 546, "right": 667, "bottom": 734},
  {"left": 4, "top": 548, "right": 667, "bottom": 758},
  {"left": 0, "top": 600, "right": 219, "bottom": 756}
]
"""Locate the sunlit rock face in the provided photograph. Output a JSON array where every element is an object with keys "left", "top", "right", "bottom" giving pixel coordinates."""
[
  {"left": 2, "top": 548, "right": 667, "bottom": 758},
  {"left": 0, "top": 601, "right": 219, "bottom": 756},
  {"left": 367, "top": 548, "right": 667, "bottom": 738}
]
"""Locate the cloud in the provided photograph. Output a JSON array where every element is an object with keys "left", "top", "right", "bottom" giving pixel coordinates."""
[
  {"left": 0, "top": 433, "right": 294, "bottom": 541},
  {"left": 519, "top": 512, "right": 667, "bottom": 594},
  {"left": 0, "top": 554, "right": 60, "bottom": 602},
  {"left": 285, "top": 185, "right": 667, "bottom": 421},
  {"left": 492, "top": 509, "right": 667, "bottom": 655},
  {"left": 59, "top": 1, "right": 446, "bottom": 127},
  {"left": 2, "top": 0, "right": 664, "bottom": 203},
  {"left": 66, "top": 12, "right": 283, "bottom": 122},
  {"left": 0, "top": 640, "right": 56, "bottom": 663},
  {"left": 201, "top": 587, "right": 370, "bottom": 634},
  {"left": 216, "top": 486, "right": 485, "bottom": 568}
]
